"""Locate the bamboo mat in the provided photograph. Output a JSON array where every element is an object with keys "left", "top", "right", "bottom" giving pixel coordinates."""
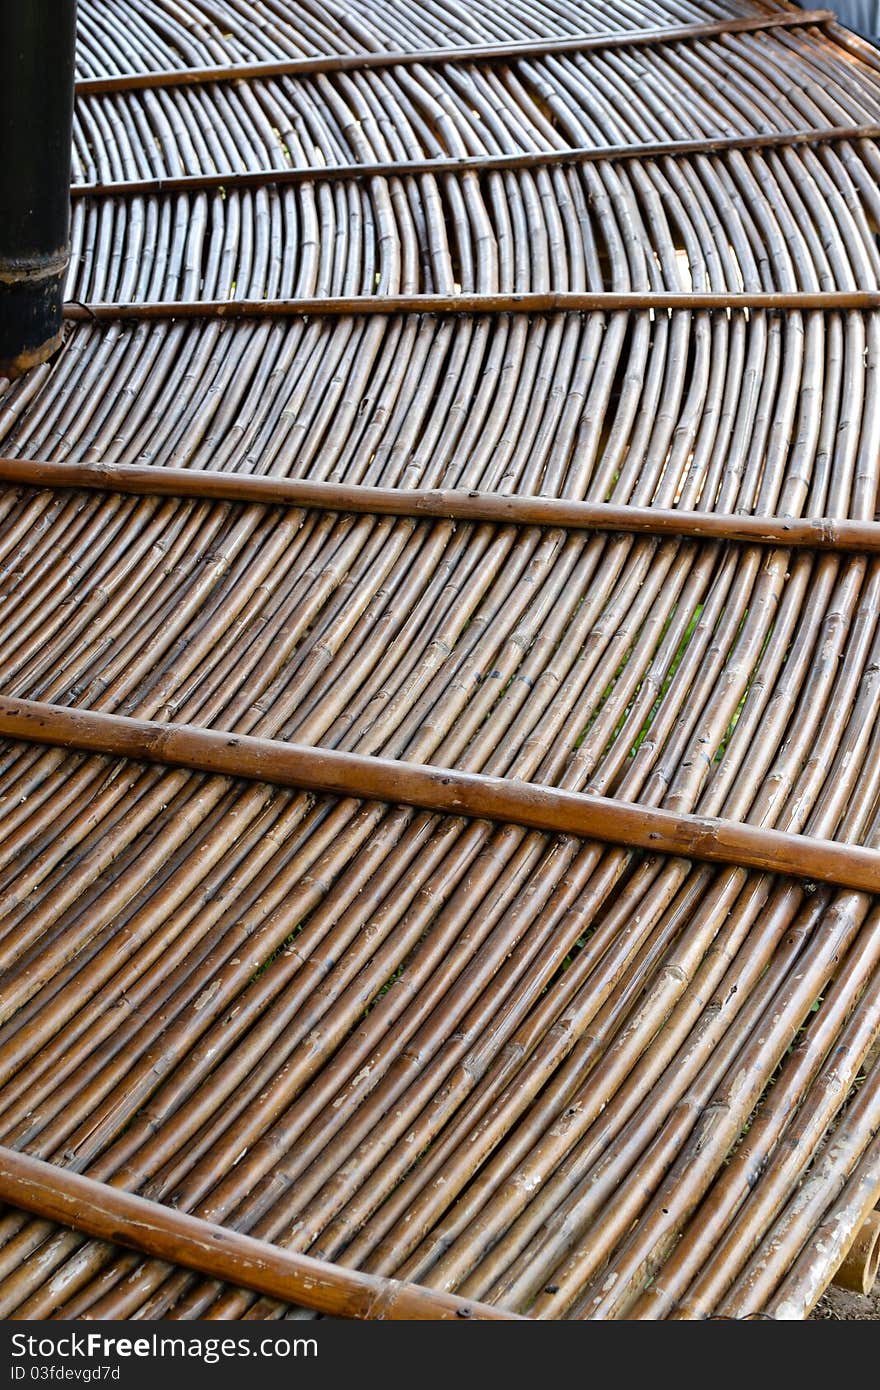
[{"left": 0, "top": 0, "right": 878, "bottom": 1319}]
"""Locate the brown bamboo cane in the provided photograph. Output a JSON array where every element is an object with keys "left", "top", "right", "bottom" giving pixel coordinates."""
[
  {"left": 69, "top": 123, "right": 880, "bottom": 201},
  {"left": 73, "top": 11, "right": 834, "bottom": 96},
  {"left": 1, "top": 456, "right": 880, "bottom": 552},
  {"left": 62, "top": 290, "right": 880, "bottom": 321},
  {"left": 0, "top": 696, "right": 877, "bottom": 893},
  {"left": 0, "top": 1145, "right": 520, "bottom": 1320}
]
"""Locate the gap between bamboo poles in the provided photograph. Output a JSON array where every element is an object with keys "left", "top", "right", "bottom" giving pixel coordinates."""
[
  {"left": 69, "top": 122, "right": 880, "bottom": 201},
  {"left": 74, "top": 10, "right": 833, "bottom": 95},
  {"left": 0, "top": 1146, "right": 519, "bottom": 1320},
  {"left": 0, "top": 697, "right": 877, "bottom": 894},
  {"left": 0, "top": 456, "right": 878, "bottom": 553}
]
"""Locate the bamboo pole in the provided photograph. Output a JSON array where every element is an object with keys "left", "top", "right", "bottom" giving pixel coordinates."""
[
  {"left": 62, "top": 289, "right": 880, "bottom": 322},
  {"left": 1, "top": 455, "right": 879, "bottom": 553},
  {"left": 0, "top": 1, "right": 77, "bottom": 376},
  {"left": 69, "top": 123, "right": 880, "bottom": 202},
  {"left": 0, "top": 696, "right": 877, "bottom": 892},
  {"left": 0, "top": 1146, "right": 519, "bottom": 1319},
  {"left": 73, "top": 11, "right": 834, "bottom": 96}
]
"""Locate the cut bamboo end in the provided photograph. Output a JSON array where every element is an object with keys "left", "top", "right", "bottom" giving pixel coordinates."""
[{"left": 831, "top": 1210, "right": 880, "bottom": 1295}]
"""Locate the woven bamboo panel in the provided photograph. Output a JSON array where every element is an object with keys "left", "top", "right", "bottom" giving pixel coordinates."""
[{"left": 0, "top": 0, "right": 879, "bottom": 1319}]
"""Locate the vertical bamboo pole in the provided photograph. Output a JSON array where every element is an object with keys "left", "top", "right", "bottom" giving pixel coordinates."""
[{"left": 0, "top": 1, "right": 77, "bottom": 376}]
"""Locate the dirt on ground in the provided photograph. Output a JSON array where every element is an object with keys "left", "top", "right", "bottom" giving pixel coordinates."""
[{"left": 809, "top": 1281, "right": 880, "bottom": 1319}]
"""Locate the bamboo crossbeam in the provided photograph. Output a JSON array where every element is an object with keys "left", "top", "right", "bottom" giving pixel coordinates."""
[
  {"left": 73, "top": 11, "right": 833, "bottom": 96},
  {"left": 1, "top": 455, "right": 879, "bottom": 553},
  {"left": 69, "top": 123, "right": 880, "bottom": 201},
  {"left": 0, "top": 697, "right": 877, "bottom": 893},
  {"left": 0, "top": 1146, "right": 519, "bottom": 1320},
  {"left": 62, "top": 290, "right": 880, "bottom": 322}
]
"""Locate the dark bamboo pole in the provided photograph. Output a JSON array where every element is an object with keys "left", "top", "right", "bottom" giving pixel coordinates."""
[
  {"left": 0, "top": 697, "right": 876, "bottom": 893},
  {"left": 0, "top": 1146, "right": 519, "bottom": 1320},
  {"left": 73, "top": 10, "right": 833, "bottom": 95},
  {"left": 0, "top": 2, "right": 77, "bottom": 377},
  {"left": 1, "top": 455, "right": 879, "bottom": 554}
]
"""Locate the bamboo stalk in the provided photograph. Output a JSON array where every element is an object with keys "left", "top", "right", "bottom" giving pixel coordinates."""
[
  {"left": 0, "top": 696, "right": 877, "bottom": 892},
  {"left": 73, "top": 11, "right": 834, "bottom": 96},
  {"left": 0, "top": 1145, "right": 519, "bottom": 1319},
  {"left": 62, "top": 290, "right": 880, "bottom": 322},
  {"left": 0, "top": 1, "right": 76, "bottom": 376},
  {"left": 69, "top": 123, "right": 880, "bottom": 202},
  {"left": 1, "top": 455, "right": 879, "bottom": 553}
]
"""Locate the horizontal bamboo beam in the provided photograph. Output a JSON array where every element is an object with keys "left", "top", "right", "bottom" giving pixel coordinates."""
[
  {"left": 62, "top": 289, "right": 880, "bottom": 323},
  {"left": 0, "top": 697, "right": 877, "bottom": 893},
  {"left": 0, "top": 1146, "right": 518, "bottom": 1319},
  {"left": 69, "top": 122, "right": 880, "bottom": 201},
  {"left": 74, "top": 11, "right": 833, "bottom": 96},
  {"left": 1, "top": 455, "right": 878, "bottom": 553}
]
